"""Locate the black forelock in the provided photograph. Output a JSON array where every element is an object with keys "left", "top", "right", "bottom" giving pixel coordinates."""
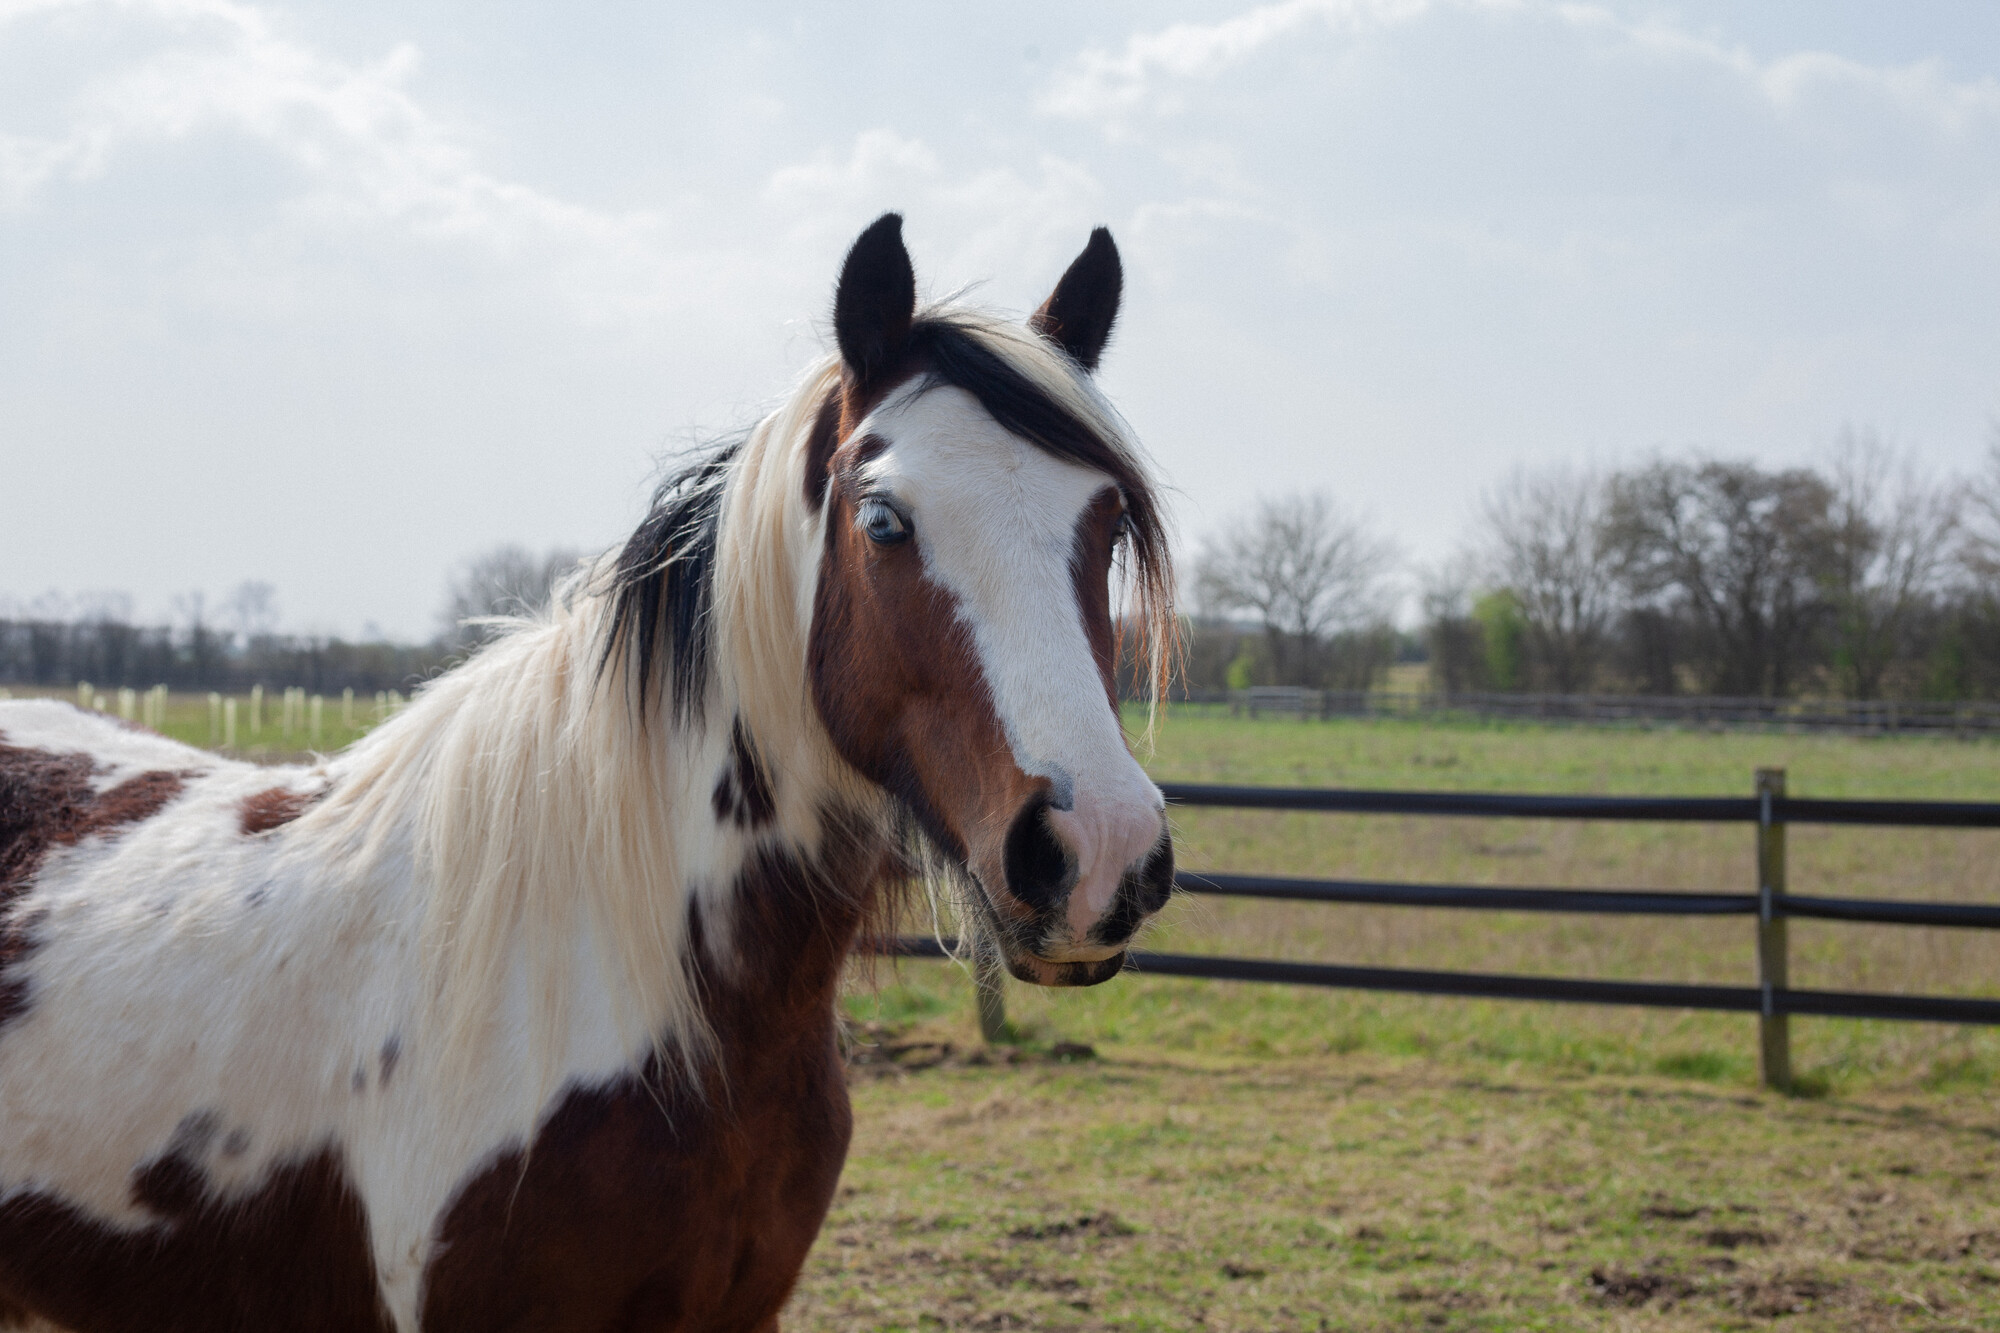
[
  {"left": 905, "top": 315, "right": 1125, "bottom": 484},
  {"left": 601, "top": 442, "right": 736, "bottom": 725},
  {"left": 903, "top": 315, "right": 1168, "bottom": 591}
]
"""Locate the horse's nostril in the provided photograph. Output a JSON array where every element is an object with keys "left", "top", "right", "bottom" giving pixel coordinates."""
[
  {"left": 1002, "top": 799, "right": 1072, "bottom": 909},
  {"left": 1133, "top": 834, "right": 1175, "bottom": 912},
  {"left": 1089, "top": 834, "right": 1174, "bottom": 947}
]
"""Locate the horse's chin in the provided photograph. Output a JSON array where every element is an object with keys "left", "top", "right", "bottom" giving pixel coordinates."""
[{"left": 1000, "top": 949, "right": 1127, "bottom": 988}]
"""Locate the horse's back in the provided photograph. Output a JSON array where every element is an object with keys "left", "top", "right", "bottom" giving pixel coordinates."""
[{"left": 0, "top": 701, "right": 402, "bottom": 1331}]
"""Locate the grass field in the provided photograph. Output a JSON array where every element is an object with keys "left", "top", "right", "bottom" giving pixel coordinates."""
[
  {"left": 0, "top": 684, "right": 387, "bottom": 759},
  {"left": 794, "top": 1050, "right": 2000, "bottom": 1331},
  {"left": 804, "top": 708, "right": 2000, "bottom": 1330}
]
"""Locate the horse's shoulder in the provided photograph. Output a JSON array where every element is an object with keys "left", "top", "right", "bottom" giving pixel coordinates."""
[{"left": 421, "top": 1037, "right": 851, "bottom": 1331}]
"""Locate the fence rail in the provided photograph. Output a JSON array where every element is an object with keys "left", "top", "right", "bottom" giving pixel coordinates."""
[
  {"left": 1178, "top": 687, "right": 2000, "bottom": 735},
  {"left": 885, "top": 770, "right": 2000, "bottom": 1090}
]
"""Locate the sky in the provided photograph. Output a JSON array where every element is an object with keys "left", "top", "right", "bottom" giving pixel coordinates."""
[{"left": 3, "top": 0, "right": 1997, "bottom": 640}]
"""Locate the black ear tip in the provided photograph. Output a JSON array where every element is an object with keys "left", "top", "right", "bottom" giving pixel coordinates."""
[
  {"left": 835, "top": 212, "right": 917, "bottom": 380},
  {"left": 843, "top": 213, "right": 910, "bottom": 274},
  {"left": 860, "top": 212, "right": 905, "bottom": 244}
]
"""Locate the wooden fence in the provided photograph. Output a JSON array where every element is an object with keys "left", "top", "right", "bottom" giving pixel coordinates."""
[
  {"left": 888, "top": 769, "right": 2000, "bottom": 1091},
  {"left": 1189, "top": 686, "right": 2000, "bottom": 735}
]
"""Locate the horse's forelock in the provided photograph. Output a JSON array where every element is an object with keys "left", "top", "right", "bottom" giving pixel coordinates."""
[
  {"left": 898, "top": 313, "right": 1180, "bottom": 720},
  {"left": 600, "top": 305, "right": 1180, "bottom": 733}
]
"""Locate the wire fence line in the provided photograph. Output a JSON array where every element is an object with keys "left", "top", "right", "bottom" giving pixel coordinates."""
[
  {"left": 1170, "top": 687, "right": 2000, "bottom": 735},
  {"left": 879, "top": 771, "right": 2000, "bottom": 1090}
]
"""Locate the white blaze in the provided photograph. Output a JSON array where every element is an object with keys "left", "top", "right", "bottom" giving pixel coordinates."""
[{"left": 860, "top": 386, "right": 1164, "bottom": 952}]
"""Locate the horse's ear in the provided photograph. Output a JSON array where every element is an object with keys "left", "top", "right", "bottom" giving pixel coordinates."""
[
  {"left": 834, "top": 213, "right": 916, "bottom": 386},
  {"left": 1031, "top": 227, "right": 1122, "bottom": 371}
]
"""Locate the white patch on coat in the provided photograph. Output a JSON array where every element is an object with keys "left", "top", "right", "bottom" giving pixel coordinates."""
[{"left": 0, "top": 699, "right": 215, "bottom": 790}]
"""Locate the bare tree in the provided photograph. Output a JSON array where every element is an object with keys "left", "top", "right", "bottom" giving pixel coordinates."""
[
  {"left": 438, "top": 544, "right": 585, "bottom": 650},
  {"left": 1194, "top": 493, "right": 1396, "bottom": 687},
  {"left": 1962, "top": 426, "right": 2000, "bottom": 587},
  {"left": 1481, "top": 465, "right": 1614, "bottom": 692},
  {"left": 1419, "top": 554, "right": 1487, "bottom": 694},
  {"left": 1604, "top": 459, "right": 1835, "bottom": 697},
  {"left": 172, "top": 589, "right": 224, "bottom": 684},
  {"left": 74, "top": 591, "right": 134, "bottom": 624},
  {"left": 225, "top": 581, "right": 281, "bottom": 644},
  {"left": 26, "top": 590, "right": 72, "bottom": 623},
  {"left": 1823, "top": 431, "right": 1959, "bottom": 700}
]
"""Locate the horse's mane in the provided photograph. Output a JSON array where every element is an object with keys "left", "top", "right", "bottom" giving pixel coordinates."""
[{"left": 313, "top": 303, "right": 1176, "bottom": 1128}]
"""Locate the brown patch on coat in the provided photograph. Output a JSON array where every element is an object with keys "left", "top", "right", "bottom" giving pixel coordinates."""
[
  {"left": 711, "top": 716, "right": 777, "bottom": 831},
  {"left": 0, "top": 1146, "right": 394, "bottom": 1332},
  {"left": 0, "top": 744, "right": 188, "bottom": 1029},
  {"left": 239, "top": 786, "right": 318, "bottom": 835},
  {"left": 421, "top": 812, "right": 890, "bottom": 1332},
  {"left": 0, "top": 746, "right": 187, "bottom": 891}
]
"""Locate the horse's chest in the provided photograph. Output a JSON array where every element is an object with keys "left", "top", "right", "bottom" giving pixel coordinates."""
[{"left": 420, "top": 1034, "right": 852, "bottom": 1332}]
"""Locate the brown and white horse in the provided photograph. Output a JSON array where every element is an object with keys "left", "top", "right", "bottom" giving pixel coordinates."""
[{"left": 0, "top": 214, "right": 1177, "bottom": 1331}]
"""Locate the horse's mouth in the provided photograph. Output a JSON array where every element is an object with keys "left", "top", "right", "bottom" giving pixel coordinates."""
[{"left": 998, "top": 947, "right": 1127, "bottom": 988}]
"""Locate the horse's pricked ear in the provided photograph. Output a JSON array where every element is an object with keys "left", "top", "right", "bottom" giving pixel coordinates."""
[
  {"left": 834, "top": 213, "right": 916, "bottom": 385},
  {"left": 1031, "top": 227, "right": 1122, "bottom": 372}
]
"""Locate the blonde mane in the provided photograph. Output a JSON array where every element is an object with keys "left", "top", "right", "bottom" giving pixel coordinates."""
[{"left": 304, "top": 305, "right": 1174, "bottom": 1126}]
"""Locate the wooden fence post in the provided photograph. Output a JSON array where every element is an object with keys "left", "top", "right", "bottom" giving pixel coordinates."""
[
  {"left": 973, "top": 933, "right": 1008, "bottom": 1044},
  {"left": 1756, "top": 767, "right": 1791, "bottom": 1092}
]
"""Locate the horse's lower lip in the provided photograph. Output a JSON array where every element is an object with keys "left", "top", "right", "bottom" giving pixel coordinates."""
[
  {"left": 1034, "top": 943, "right": 1124, "bottom": 964},
  {"left": 1000, "top": 948, "right": 1128, "bottom": 988}
]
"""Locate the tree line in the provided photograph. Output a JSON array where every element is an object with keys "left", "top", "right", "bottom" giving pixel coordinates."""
[
  {"left": 1181, "top": 434, "right": 2000, "bottom": 701},
  {"left": 0, "top": 546, "right": 577, "bottom": 694},
  {"left": 12, "top": 442, "right": 2000, "bottom": 705}
]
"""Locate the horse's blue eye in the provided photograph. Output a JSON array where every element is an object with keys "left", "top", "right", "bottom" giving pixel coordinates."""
[
  {"left": 1112, "top": 512, "right": 1132, "bottom": 550},
  {"left": 858, "top": 498, "right": 909, "bottom": 545}
]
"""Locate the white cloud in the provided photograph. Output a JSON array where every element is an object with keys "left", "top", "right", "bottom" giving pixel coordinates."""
[
  {"left": 0, "top": 0, "right": 702, "bottom": 321},
  {"left": 1041, "top": 0, "right": 1436, "bottom": 122},
  {"left": 1047, "top": 0, "right": 2000, "bottom": 138}
]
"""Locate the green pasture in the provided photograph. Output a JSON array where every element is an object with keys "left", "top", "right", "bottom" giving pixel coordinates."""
[
  {"left": 0, "top": 684, "right": 386, "bottom": 759},
  {"left": 806, "top": 707, "right": 2000, "bottom": 1330},
  {"left": 795, "top": 1049, "right": 2000, "bottom": 1331}
]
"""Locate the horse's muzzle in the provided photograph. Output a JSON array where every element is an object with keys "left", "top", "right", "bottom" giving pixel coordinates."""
[{"left": 984, "top": 799, "right": 1174, "bottom": 987}]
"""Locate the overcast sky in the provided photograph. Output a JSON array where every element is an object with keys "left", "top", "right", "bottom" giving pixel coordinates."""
[{"left": 4, "top": 0, "right": 1997, "bottom": 639}]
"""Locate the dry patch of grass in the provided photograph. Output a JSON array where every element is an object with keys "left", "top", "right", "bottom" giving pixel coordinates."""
[{"left": 791, "top": 1036, "right": 2000, "bottom": 1331}]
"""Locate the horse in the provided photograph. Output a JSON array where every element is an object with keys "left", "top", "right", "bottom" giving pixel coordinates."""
[{"left": 0, "top": 213, "right": 1179, "bottom": 1331}]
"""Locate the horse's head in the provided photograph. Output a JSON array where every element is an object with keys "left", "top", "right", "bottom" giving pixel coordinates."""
[{"left": 807, "top": 215, "right": 1176, "bottom": 987}]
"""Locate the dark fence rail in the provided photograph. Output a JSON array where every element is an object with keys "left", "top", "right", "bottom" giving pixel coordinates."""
[
  {"left": 1167, "top": 687, "right": 2000, "bottom": 735},
  {"left": 1157, "top": 782, "right": 2000, "bottom": 828},
  {"left": 887, "top": 936, "right": 2000, "bottom": 1028},
  {"left": 886, "top": 771, "right": 2000, "bottom": 1089}
]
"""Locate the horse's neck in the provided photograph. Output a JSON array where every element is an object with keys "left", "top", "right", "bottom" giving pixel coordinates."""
[{"left": 675, "top": 691, "right": 889, "bottom": 1032}]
